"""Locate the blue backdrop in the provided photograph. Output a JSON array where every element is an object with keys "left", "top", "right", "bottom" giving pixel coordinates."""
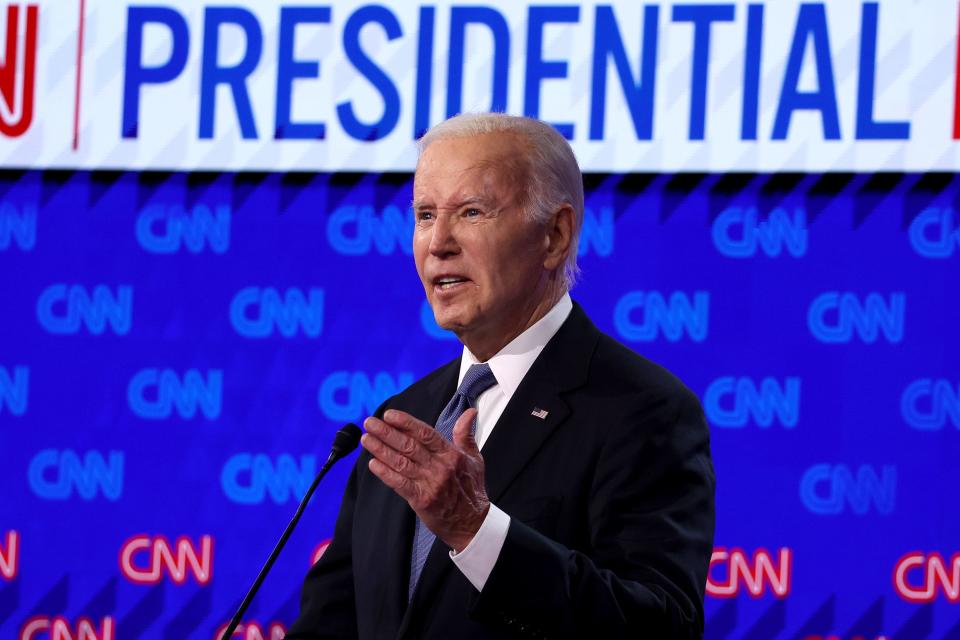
[{"left": 0, "top": 169, "right": 958, "bottom": 639}]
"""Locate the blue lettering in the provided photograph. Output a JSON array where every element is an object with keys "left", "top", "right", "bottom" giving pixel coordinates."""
[
  {"left": 230, "top": 287, "right": 324, "bottom": 338},
  {"left": 614, "top": 291, "right": 710, "bottom": 342},
  {"left": 128, "top": 368, "right": 223, "bottom": 420},
  {"left": 0, "top": 365, "right": 28, "bottom": 416},
  {"left": 337, "top": 6, "right": 402, "bottom": 141},
  {"left": 800, "top": 463, "right": 896, "bottom": 515},
  {"left": 808, "top": 292, "right": 905, "bottom": 343},
  {"left": 122, "top": 7, "right": 189, "bottom": 138},
  {"left": 0, "top": 201, "right": 36, "bottom": 251},
  {"left": 671, "top": 4, "right": 735, "bottom": 140},
  {"left": 590, "top": 5, "right": 659, "bottom": 141},
  {"left": 741, "top": 4, "right": 763, "bottom": 140},
  {"left": 413, "top": 6, "right": 436, "bottom": 139},
  {"left": 901, "top": 379, "right": 960, "bottom": 430},
  {"left": 578, "top": 206, "right": 615, "bottom": 257},
  {"left": 524, "top": 6, "right": 579, "bottom": 139},
  {"left": 199, "top": 7, "right": 262, "bottom": 139},
  {"left": 36, "top": 284, "right": 133, "bottom": 335},
  {"left": 704, "top": 376, "right": 801, "bottom": 428},
  {"left": 326, "top": 205, "right": 413, "bottom": 256},
  {"left": 135, "top": 203, "right": 230, "bottom": 254},
  {"left": 772, "top": 4, "right": 840, "bottom": 140},
  {"left": 712, "top": 206, "right": 807, "bottom": 257},
  {"left": 447, "top": 7, "right": 510, "bottom": 116},
  {"left": 909, "top": 207, "right": 959, "bottom": 258},
  {"left": 221, "top": 453, "right": 317, "bottom": 504},
  {"left": 275, "top": 7, "right": 330, "bottom": 139},
  {"left": 855, "top": 3, "right": 910, "bottom": 140},
  {"left": 319, "top": 371, "right": 414, "bottom": 422},
  {"left": 28, "top": 449, "right": 124, "bottom": 501}
]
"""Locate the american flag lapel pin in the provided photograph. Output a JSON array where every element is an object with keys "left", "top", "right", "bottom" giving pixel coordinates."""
[{"left": 530, "top": 407, "right": 549, "bottom": 420}]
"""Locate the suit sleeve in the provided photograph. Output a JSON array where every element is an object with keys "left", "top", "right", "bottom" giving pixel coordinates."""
[
  {"left": 284, "top": 458, "right": 360, "bottom": 640},
  {"left": 469, "top": 385, "right": 716, "bottom": 639}
]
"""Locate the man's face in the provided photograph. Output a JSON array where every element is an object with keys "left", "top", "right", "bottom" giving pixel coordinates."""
[{"left": 412, "top": 132, "right": 552, "bottom": 352}]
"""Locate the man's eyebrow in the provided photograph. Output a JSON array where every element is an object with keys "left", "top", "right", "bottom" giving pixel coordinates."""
[
  {"left": 453, "top": 195, "right": 492, "bottom": 207},
  {"left": 411, "top": 195, "right": 493, "bottom": 210}
]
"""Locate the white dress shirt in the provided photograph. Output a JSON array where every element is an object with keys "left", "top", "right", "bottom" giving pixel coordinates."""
[{"left": 448, "top": 293, "right": 573, "bottom": 592}]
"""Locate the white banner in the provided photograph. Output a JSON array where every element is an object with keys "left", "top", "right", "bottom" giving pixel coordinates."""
[{"left": 0, "top": 0, "right": 958, "bottom": 172}]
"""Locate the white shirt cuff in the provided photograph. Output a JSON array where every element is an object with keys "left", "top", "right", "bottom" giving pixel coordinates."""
[{"left": 449, "top": 503, "right": 510, "bottom": 592}]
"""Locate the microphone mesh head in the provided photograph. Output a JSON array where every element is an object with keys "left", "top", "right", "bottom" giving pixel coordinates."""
[{"left": 332, "top": 423, "right": 362, "bottom": 457}]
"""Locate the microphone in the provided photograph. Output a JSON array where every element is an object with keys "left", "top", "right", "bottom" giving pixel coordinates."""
[{"left": 221, "top": 423, "right": 362, "bottom": 640}]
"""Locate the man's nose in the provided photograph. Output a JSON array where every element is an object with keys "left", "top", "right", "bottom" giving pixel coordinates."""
[{"left": 428, "top": 214, "right": 460, "bottom": 257}]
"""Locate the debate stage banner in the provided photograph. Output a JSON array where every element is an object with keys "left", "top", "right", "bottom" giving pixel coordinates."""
[{"left": 1, "top": 2, "right": 958, "bottom": 639}]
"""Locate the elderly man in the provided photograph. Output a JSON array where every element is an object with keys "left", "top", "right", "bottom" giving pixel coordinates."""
[{"left": 287, "top": 113, "right": 715, "bottom": 639}]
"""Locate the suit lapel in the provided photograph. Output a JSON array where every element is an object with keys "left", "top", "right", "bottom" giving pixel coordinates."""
[
  {"left": 379, "top": 358, "right": 458, "bottom": 636},
  {"left": 480, "top": 303, "right": 598, "bottom": 502},
  {"left": 402, "top": 304, "right": 599, "bottom": 631},
  {"left": 361, "top": 472, "right": 410, "bottom": 632}
]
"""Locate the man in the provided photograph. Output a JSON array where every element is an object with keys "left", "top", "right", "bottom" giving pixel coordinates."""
[{"left": 287, "top": 113, "right": 715, "bottom": 639}]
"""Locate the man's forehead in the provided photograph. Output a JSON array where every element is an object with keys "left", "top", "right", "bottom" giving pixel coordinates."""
[
  {"left": 412, "top": 177, "right": 499, "bottom": 209},
  {"left": 415, "top": 135, "right": 526, "bottom": 199},
  {"left": 414, "top": 158, "right": 511, "bottom": 203}
]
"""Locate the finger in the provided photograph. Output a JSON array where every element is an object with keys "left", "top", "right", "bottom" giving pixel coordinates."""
[
  {"left": 452, "top": 408, "right": 480, "bottom": 456},
  {"left": 382, "top": 409, "right": 447, "bottom": 453},
  {"left": 364, "top": 416, "right": 432, "bottom": 463},
  {"left": 360, "top": 432, "right": 421, "bottom": 479},
  {"left": 368, "top": 458, "right": 416, "bottom": 500}
]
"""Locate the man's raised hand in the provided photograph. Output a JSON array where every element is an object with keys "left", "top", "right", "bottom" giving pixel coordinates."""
[{"left": 360, "top": 408, "right": 489, "bottom": 552}]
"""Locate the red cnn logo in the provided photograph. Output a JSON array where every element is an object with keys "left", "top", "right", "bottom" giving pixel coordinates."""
[
  {"left": 0, "top": 3, "right": 38, "bottom": 137},
  {"left": 214, "top": 622, "right": 286, "bottom": 640},
  {"left": 706, "top": 547, "right": 792, "bottom": 599},
  {"left": 19, "top": 616, "right": 114, "bottom": 640},
  {"left": 0, "top": 530, "right": 18, "bottom": 580},
  {"left": 894, "top": 551, "right": 960, "bottom": 603},
  {"left": 118, "top": 534, "right": 214, "bottom": 585}
]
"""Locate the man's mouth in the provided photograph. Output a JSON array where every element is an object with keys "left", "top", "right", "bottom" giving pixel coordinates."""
[{"left": 434, "top": 276, "right": 470, "bottom": 290}]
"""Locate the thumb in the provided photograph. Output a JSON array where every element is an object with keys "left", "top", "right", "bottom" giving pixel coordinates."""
[{"left": 452, "top": 408, "right": 480, "bottom": 455}]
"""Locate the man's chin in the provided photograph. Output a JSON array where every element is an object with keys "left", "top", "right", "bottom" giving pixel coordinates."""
[
  {"left": 431, "top": 305, "right": 470, "bottom": 335},
  {"left": 434, "top": 314, "right": 465, "bottom": 333}
]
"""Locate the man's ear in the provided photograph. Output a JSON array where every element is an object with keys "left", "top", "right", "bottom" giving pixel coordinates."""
[{"left": 543, "top": 204, "right": 575, "bottom": 271}]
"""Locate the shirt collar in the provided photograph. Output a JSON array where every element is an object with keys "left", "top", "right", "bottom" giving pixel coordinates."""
[{"left": 458, "top": 293, "right": 573, "bottom": 399}]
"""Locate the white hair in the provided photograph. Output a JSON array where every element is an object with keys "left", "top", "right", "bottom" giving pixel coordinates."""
[{"left": 417, "top": 112, "right": 584, "bottom": 288}]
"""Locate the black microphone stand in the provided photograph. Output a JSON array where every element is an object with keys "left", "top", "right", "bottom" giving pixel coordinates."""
[{"left": 220, "top": 423, "right": 361, "bottom": 640}]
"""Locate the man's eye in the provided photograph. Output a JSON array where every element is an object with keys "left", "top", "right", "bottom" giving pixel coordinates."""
[
  {"left": 417, "top": 211, "right": 434, "bottom": 222},
  {"left": 463, "top": 208, "right": 482, "bottom": 217}
]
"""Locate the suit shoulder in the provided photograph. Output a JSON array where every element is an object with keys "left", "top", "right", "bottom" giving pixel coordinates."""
[
  {"left": 405, "top": 357, "right": 459, "bottom": 394},
  {"left": 591, "top": 331, "right": 700, "bottom": 408},
  {"left": 376, "top": 356, "right": 459, "bottom": 413}
]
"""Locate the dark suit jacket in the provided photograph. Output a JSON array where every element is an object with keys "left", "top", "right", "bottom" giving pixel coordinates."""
[{"left": 287, "top": 303, "right": 715, "bottom": 639}]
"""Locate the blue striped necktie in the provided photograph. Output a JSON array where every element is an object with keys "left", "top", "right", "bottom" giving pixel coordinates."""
[{"left": 408, "top": 363, "right": 497, "bottom": 600}]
